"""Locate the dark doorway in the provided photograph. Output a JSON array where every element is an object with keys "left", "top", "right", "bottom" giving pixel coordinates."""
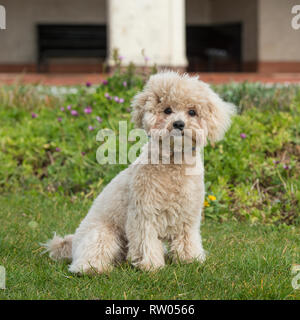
[
  {"left": 186, "top": 23, "right": 242, "bottom": 72},
  {"left": 37, "top": 24, "right": 107, "bottom": 72}
]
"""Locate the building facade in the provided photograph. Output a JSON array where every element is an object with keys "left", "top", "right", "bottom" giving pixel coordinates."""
[{"left": 0, "top": 0, "right": 299, "bottom": 73}]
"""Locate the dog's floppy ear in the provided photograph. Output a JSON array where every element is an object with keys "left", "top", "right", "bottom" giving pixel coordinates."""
[
  {"left": 203, "top": 87, "right": 237, "bottom": 143},
  {"left": 131, "top": 90, "right": 149, "bottom": 128}
]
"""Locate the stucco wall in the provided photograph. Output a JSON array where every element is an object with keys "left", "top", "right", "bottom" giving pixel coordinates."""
[
  {"left": 258, "top": 0, "right": 300, "bottom": 61},
  {"left": 0, "top": 0, "right": 106, "bottom": 64},
  {"left": 108, "top": 0, "right": 187, "bottom": 67},
  {"left": 1, "top": 0, "right": 299, "bottom": 67},
  {"left": 210, "top": 0, "right": 258, "bottom": 62},
  {"left": 186, "top": 0, "right": 211, "bottom": 25}
]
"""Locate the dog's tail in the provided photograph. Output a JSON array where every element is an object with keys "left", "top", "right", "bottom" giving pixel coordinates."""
[{"left": 41, "top": 233, "right": 73, "bottom": 261}]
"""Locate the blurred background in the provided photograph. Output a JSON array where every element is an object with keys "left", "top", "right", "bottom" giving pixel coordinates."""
[{"left": 0, "top": 0, "right": 299, "bottom": 77}]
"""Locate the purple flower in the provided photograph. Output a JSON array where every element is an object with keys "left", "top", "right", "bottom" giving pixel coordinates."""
[
  {"left": 114, "top": 96, "right": 119, "bottom": 103},
  {"left": 102, "top": 79, "right": 108, "bottom": 85},
  {"left": 96, "top": 116, "right": 103, "bottom": 123},
  {"left": 105, "top": 93, "right": 111, "bottom": 100},
  {"left": 67, "top": 105, "right": 72, "bottom": 110},
  {"left": 144, "top": 56, "right": 150, "bottom": 62},
  {"left": 81, "top": 151, "right": 86, "bottom": 156},
  {"left": 240, "top": 133, "right": 247, "bottom": 139},
  {"left": 126, "top": 108, "right": 131, "bottom": 113},
  {"left": 31, "top": 113, "right": 37, "bottom": 119},
  {"left": 119, "top": 98, "right": 124, "bottom": 103},
  {"left": 88, "top": 125, "right": 94, "bottom": 131},
  {"left": 86, "top": 81, "right": 92, "bottom": 87},
  {"left": 57, "top": 117, "right": 62, "bottom": 122},
  {"left": 71, "top": 110, "right": 79, "bottom": 116},
  {"left": 84, "top": 106, "right": 92, "bottom": 114},
  {"left": 55, "top": 147, "right": 61, "bottom": 152},
  {"left": 119, "top": 55, "right": 124, "bottom": 61},
  {"left": 60, "top": 107, "right": 65, "bottom": 112},
  {"left": 283, "top": 164, "right": 290, "bottom": 170},
  {"left": 123, "top": 81, "right": 127, "bottom": 87},
  {"left": 273, "top": 160, "right": 280, "bottom": 165}
]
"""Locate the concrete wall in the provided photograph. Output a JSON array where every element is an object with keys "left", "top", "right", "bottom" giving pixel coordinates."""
[
  {"left": 108, "top": 0, "right": 187, "bottom": 68},
  {"left": 1, "top": 0, "right": 300, "bottom": 70},
  {"left": 258, "top": 0, "right": 300, "bottom": 61},
  {"left": 186, "top": 0, "right": 211, "bottom": 25},
  {"left": 210, "top": 0, "right": 258, "bottom": 62},
  {"left": 0, "top": 0, "right": 106, "bottom": 64}
]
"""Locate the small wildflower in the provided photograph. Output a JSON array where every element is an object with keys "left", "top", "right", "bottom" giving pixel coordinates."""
[
  {"left": 55, "top": 147, "right": 61, "bottom": 152},
  {"left": 57, "top": 117, "right": 62, "bottom": 122},
  {"left": 88, "top": 125, "right": 94, "bottom": 131},
  {"left": 102, "top": 79, "right": 108, "bottom": 85},
  {"left": 96, "top": 116, "right": 103, "bottom": 123},
  {"left": 114, "top": 96, "right": 119, "bottom": 103},
  {"left": 240, "top": 133, "right": 247, "bottom": 139},
  {"left": 31, "top": 113, "right": 37, "bottom": 119},
  {"left": 119, "top": 55, "right": 124, "bottom": 61},
  {"left": 273, "top": 160, "right": 280, "bottom": 165},
  {"left": 283, "top": 164, "right": 290, "bottom": 170},
  {"left": 86, "top": 81, "right": 92, "bottom": 87},
  {"left": 144, "top": 56, "right": 150, "bottom": 62},
  {"left": 126, "top": 108, "right": 131, "bottom": 113},
  {"left": 208, "top": 195, "right": 217, "bottom": 201},
  {"left": 71, "top": 110, "right": 79, "bottom": 116},
  {"left": 84, "top": 106, "right": 92, "bottom": 114},
  {"left": 123, "top": 81, "right": 127, "bottom": 87},
  {"left": 119, "top": 98, "right": 124, "bottom": 103},
  {"left": 81, "top": 151, "right": 86, "bottom": 156},
  {"left": 60, "top": 107, "right": 65, "bottom": 112},
  {"left": 105, "top": 93, "right": 111, "bottom": 100},
  {"left": 67, "top": 105, "right": 72, "bottom": 110},
  {"left": 204, "top": 201, "right": 210, "bottom": 207}
]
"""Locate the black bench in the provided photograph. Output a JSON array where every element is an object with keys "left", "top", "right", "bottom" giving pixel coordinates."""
[{"left": 37, "top": 24, "right": 107, "bottom": 72}]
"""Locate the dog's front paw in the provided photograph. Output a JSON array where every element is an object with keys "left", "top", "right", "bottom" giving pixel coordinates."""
[
  {"left": 195, "top": 250, "right": 206, "bottom": 263},
  {"left": 173, "top": 249, "right": 206, "bottom": 264},
  {"left": 135, "top": 258, "right": 165, "bottom": 272}
]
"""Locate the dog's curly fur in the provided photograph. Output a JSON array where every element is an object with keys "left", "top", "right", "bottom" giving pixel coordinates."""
[{"left": 44, "top": 71, "right": 236, "bottom": 274}]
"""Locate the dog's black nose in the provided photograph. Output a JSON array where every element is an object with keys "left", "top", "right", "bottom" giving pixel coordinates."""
[{"left": 173, "top": 120, "right": 185, "bottom": 131}]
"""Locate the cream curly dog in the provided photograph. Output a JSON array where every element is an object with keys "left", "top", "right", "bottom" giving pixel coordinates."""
[{"left": 44, "top": 71, "right": 235, "bottom": 274}]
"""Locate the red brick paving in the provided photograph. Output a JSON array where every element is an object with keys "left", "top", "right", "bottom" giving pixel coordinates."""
[{"left": 1, "top": 72, "right": 300, "bottom": 86}]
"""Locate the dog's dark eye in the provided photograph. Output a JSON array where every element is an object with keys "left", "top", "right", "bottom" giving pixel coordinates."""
[
  {"left": 164, "top": 107, "right": 172, "bottom": 115},
  {"left": 188, "top": 110, "right": 196, "bottom": 117}
]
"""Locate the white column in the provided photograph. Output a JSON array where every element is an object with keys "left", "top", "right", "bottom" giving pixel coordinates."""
[{"left": 107, "top": 0, "right": 187, "bottom": 69}]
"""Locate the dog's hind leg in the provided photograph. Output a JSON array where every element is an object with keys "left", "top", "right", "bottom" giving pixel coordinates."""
[{"left": 69, "top": 223, "right": 125, "bottom": 274}]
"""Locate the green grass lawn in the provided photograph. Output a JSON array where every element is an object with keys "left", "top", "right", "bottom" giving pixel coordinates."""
[{"left": 0, "top": 193, "right": 299, "bottom": 300}]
